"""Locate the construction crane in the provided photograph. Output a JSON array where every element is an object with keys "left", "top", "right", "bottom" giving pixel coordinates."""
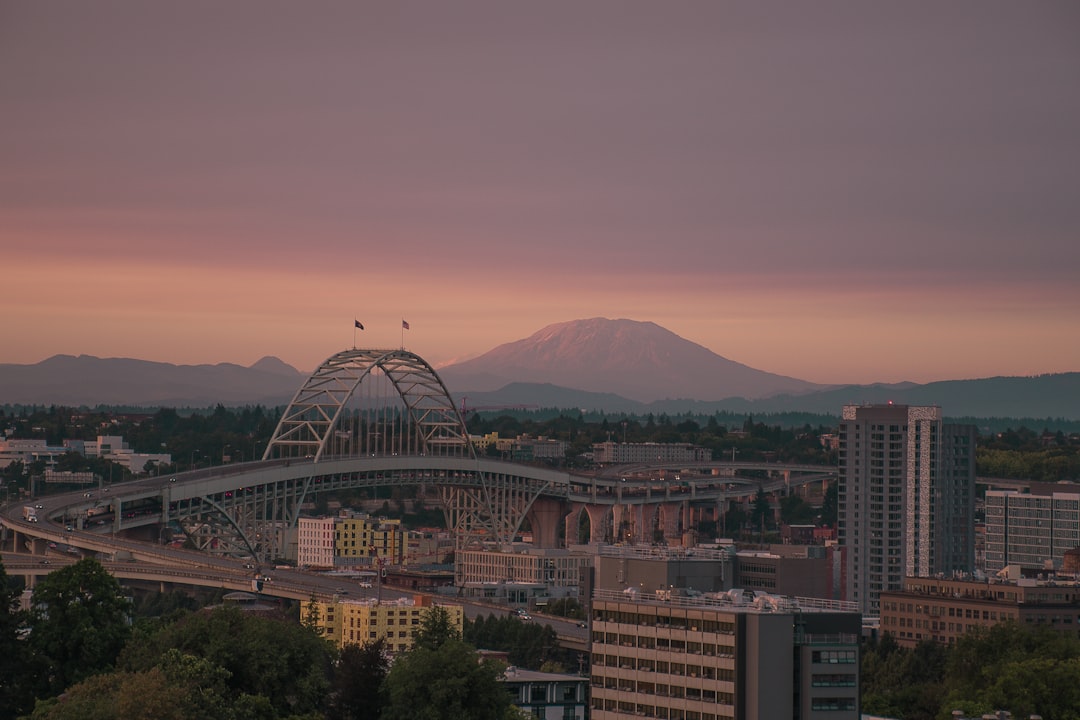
[{"left": 459, "top": 397, "right": 538, "bottom": 416}]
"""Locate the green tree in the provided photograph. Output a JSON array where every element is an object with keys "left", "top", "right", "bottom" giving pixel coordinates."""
[
  {"left": 0, "top": 560, "right": 34, "bottom": 718},
  {"left": 326, "top": 638, "right": 389, "bottom": 720},
  {"left": 383, "top": 638, "right": 509, "bottom": 720},
  {"left": 29, "top": 558, "right": 132, "bottom": 695},
  {"left": 751, "top": 486, "right": 771, "bottom": 541},
  {"left": 819, "top": 482, "right": 838, "bottom": 527},
  {"left": 119, "top": 604, "right": 333, "bottom": 719},
  {"left": 779, "top": 494, "right": 816, "bottom": 526},
  {"left": 413, "top": 605, "right": 461, "bottom": 651}
]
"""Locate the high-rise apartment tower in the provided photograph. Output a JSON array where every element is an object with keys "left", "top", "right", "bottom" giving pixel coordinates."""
[{"left": 838, "top": 404, "right": 975, "bottom": 616}]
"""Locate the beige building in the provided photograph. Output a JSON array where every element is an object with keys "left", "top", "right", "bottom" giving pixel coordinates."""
[
  {"left": 336, "top": 512, "right": 403, "bottom": 564},
  {"left": 312, "top": 593, "right": 464, "bottom": 653},
  {"left": 879, "top": 574, "right": 1080, "bottom": 648},
  {"left": 297, "top": 516, "right": 337, "bottom": 569},
  {"left": 456, "top": 545, "right": 591, "bottom": 605},
  {"left": 592, "top": 442, "right": 711, "bottom": 465},
  {"left": 296, "top": 511, "right": 405, "bottom": 569},
  {"left": 985, "top": 483, "right": 1080, "bottom": 574},
  {"left": 589, "top": 589, "right": 861, "bottom": 720}
]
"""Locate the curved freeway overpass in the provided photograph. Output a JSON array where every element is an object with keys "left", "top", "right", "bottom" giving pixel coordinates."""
[{"left": 1, "top": 455, "right": 834, "bottom": 562}]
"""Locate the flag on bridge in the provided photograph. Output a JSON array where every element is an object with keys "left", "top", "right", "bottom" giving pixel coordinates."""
[
  {"left": 402, "top": 320, "right": 410, "bottom": 330},
  {"left": 354, "top": 320, "right": 364, "bottom": 330}
]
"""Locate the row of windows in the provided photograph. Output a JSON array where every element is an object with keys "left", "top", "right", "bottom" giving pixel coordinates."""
[
  {"left": 592, "top": 681, "right": 735, "bottom": 706},
  {"left": 812, "top": 650, "right": 856, "bottom": 664},
  {"left": 594, "top": 612, "right": 735, "bottom": 634},
  {"left": 591, "top": 654, "right": 735, "bottom": 679},
  {"left": 593, "top": 635, "right": 735, "bottom": 656},
  {"left": 812, "top": 698, "right": 857, "bottom": 711},
  {"left": 590, "top": 697, "right": 733, "bottom": 720},
  {"left": 811, "top": 673, "right": 857, "bottom": 687}
]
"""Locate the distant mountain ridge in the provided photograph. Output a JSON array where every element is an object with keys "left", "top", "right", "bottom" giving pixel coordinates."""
[
  {"left": 458, "top": 374, "right": 1080, "bottom": 420},
  {"left": 0, "top": 319, "right": 1076, "bottom": 420},
  {"left": 0, "top": 354, "right": 303, "bottom": 407}
]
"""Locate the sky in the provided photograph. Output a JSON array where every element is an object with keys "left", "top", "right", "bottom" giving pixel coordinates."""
[{"left": 2, "top": 2, "right": 1078, "bottom": 385}]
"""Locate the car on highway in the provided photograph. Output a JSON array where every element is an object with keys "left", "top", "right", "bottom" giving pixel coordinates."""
[{"left": 359, "top": 581, "right": 372, "bottom": 588}]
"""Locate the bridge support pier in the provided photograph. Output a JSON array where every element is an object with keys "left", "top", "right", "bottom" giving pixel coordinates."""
[
  {"left": 582, "top": 505, "right": 613, "bottom": 544},
  {"left": 525, "top": 497, "right": 567, "bottom": 549}
]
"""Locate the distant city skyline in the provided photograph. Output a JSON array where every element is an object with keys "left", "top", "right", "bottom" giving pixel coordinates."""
[{"left": 2, "top": 2, "right": 1078, "bottom": 384}]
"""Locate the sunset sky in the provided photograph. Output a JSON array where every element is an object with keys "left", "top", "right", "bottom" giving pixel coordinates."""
[{"left": 2, "top": 2, "right": 1078, "bottom": 385}]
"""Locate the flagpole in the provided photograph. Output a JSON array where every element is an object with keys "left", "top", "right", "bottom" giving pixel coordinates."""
[{"left": 400, "top": 320, "right": 404, "bottom": 350}]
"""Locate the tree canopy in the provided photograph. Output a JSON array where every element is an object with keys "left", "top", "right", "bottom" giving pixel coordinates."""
[{"left": 28, "top": 558, "right": 132, "bottom": 695}]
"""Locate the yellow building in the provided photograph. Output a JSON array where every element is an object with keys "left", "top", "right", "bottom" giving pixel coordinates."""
[
  {"left": 335, "top": 512, "right": 403, "bottom": 564},
  {"left": 313, "top": 593, "right": 464, "bottom": 653}
]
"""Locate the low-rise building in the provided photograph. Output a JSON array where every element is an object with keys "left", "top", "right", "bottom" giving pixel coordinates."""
[
  {"left": 592, "top": 442, "right": 711, "bottom": 465},
  {"left": 590, "top": 544, "right": 735, "bottom": 597},
  {"left": 296, "top": 511, "right": 405, "bottom": 569},
  {"left": 311, "top": 593, "right": 463, "bottom": 654},
  {"left": 879, "top": 573, "right": 1080, "bottom": 648},
  {"left": 456, "top": 545, "right": 592, "bottom": 606},
  {"left": 297, "top": 516, "right": 337, "bottom": 569},
  {"left": 589, "top": 588, "right": 861, "bottom": 719},
  {"left": 734, "top": 544, "right": 845, "bottom": 601},
  {"left": 502, "top": 667, "right": 589, "bottom": 720}
]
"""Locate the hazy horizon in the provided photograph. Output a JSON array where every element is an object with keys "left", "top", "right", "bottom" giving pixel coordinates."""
[{"left": 3, "top": 2, "right": 1078, "bottom": 385}]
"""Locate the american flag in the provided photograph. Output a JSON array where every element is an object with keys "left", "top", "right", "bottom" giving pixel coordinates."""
[{"left": 402, "top": 320, "right": 410, "bottom": 330}]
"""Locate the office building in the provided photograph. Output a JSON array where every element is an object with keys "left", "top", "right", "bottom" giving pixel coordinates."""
[
  {"left": 592, "top": 442, "right": 711, "bottom": 465},
  {"left": 456, "top": 545, "right": 591, "bottom": 606},
  {"left": 734, "top": 545, "right": 843, "bottom": 601},
  {"left": 591, "top": 544, "right": 734, "bottom": 596},
  {"left": 880, "top": 574, "right": 1080, "bottom": 648},
  {"left": 838, "top": 404, "right": 975, "bottom": 615},
  {"left": 985, "top": 483, "right": 1080, "bottom": 574},
  {"left": 589, "top": 589, "right": 861, "bottom": 719}
]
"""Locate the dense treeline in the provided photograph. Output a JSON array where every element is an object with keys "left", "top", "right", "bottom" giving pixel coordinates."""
[
  {"left": 463, "top": 613, "right": 579, "bottom": 672},
  {"left": 2, "top": 406, "right": 1078, "bottom": 496},
  {"left": 862, "top": 623, "right": 1080, "bottom": 720},
  {"left": 1, "top": 558, "right": 546, "bottom": 719}
]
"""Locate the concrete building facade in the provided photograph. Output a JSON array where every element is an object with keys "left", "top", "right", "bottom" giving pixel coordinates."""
[
  {"left": 592, "top": 442, "right": 711, "bottom": 465},
  {"left": 985, "top": 484, "right": 1080, "bottom": 574},
  {"left": 589, "top": 589, "right": 861, "bottom": 720},
  {"left": 879, "top": 574, "right": 1080, "bottom": 648},
  {"left": 456, "top": 545, "right": 591, "bottom": 607},
  {"left": 296, "top": 511, "right": 405, "bottom": 569},
  {"left": 590, "top": 545, "right": 735, "bottom": 597},
  {"left": 734, "top": 545, "right": 842, "bottom": 601},
  {"left": 297, "top": 516, "right": 337, "bottom": 569},
  {"left": 838, "top": 404, "right": 976, "bottom": 616}
]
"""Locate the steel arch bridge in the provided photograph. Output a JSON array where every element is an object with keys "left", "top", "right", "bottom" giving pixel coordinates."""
[
  {"left": 191, "top": 347, "right": 548, "bottom": 558},
  {"left": 263, "top": 348, "right": 472, "bottom": 462}
]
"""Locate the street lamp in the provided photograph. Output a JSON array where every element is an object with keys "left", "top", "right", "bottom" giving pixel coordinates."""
[{"left": 190, "top": 450, "right": 200, "bottom": 470}]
